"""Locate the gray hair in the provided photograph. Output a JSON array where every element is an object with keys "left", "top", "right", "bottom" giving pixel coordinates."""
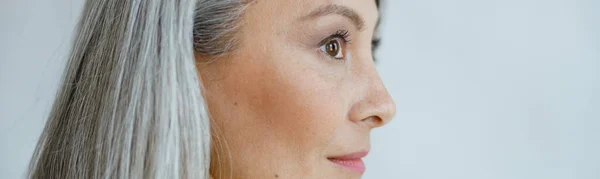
[{"left": 27, "top": 0, "right": 245, "bottom": 178}]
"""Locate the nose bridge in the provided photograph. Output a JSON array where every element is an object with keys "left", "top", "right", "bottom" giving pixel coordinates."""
[{"left": 349, "top": 59, "right": 396, "bottom": 128}]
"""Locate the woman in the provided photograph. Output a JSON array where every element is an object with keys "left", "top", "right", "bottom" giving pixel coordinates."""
[{"left": 28, "top": 0, "right": 395, "bottom": 178}]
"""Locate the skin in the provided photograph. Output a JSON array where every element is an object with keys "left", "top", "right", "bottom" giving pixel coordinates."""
[{"left": 196, "top": 0, "right": 395, "bottom": 178}]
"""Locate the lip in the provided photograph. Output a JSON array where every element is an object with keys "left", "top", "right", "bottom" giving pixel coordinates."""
[{"left": 327, "top": 151, "right": 368, "bottom": 174}]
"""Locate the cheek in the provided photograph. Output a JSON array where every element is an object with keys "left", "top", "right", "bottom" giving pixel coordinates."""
[
  {"left": 207, "top": 47, "right": 350, "bottom": 174},
  {"left": 228, "top": 37, "right": 350, "bottom": 153},
  {"left": 254, "top": 65, "right": 344, "bottom": 151},
  {"left": 203, "top": 20, "right": 353, "bottom": 176},
  {"left": 233, "top": 49, "right": 346, "bottom": 151}
]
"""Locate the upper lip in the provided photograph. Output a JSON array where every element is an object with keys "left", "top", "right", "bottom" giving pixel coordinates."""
[{"left": 328, "top": 151, "right": 369, "bottom": 160}]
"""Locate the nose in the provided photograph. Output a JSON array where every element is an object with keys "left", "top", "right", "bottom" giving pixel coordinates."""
[{"left": 348, "top": 63, "right": 396, "bottom": 129}]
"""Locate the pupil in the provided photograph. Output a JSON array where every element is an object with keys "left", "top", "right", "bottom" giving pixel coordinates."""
[{"left": 327, "top": 40, "right": 338, "bottom": 55}]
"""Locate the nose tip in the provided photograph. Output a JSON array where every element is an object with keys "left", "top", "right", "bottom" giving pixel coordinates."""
[
  {"left": 367, "top": 90, "right": 396, "bottom": 128},
  {"left": 349, "top": 84, "right": 397, "bottom": 129},
  {"left": 376, "top": 94, "right": 396, "bottom": 127}
]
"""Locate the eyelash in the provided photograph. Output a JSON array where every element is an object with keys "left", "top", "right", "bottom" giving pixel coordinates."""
[
  {"left": 318, "top": 29, "right": 351, "bottom": 60},
  {"left": 329, "top": 29, "right": 351, "bottom": 44}
]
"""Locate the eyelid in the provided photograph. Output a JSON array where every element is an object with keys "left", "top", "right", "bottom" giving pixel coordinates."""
[{"left": 317, "top": 29, "right": 351, "bottom": 47}]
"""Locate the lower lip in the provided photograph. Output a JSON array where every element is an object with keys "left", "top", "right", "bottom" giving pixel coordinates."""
[{"left": 328, "top": 158, "right": 366, "bottom": 173}]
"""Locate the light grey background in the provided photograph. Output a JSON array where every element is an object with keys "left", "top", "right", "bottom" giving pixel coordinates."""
[{"left": 1, "top": 0, "right": 598, "bottom": 178}]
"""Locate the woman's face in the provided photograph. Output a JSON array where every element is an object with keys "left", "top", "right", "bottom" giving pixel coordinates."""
[{"left": 196, "top": 0, "right": 395, "bottom": 178}]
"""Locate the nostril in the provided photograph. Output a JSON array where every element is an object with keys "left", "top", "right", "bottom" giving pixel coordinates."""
[{"left": 361, "top": 116, "right": 384, "bottom": 128}]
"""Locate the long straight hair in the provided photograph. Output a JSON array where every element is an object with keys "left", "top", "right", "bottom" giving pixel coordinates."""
[{"left": 27, "top": 0, "right": 245, "bottom": 178}]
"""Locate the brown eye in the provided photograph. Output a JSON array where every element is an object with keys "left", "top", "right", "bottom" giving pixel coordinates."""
[{"left": 320, "top": 38, "right": 345, "bottom": 60}]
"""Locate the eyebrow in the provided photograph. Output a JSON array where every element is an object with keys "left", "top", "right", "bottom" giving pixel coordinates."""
[{"left": 303, "top": 4, "right": 366, "bottom": 31}]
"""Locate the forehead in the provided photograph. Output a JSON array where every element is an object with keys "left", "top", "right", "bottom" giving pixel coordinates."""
[{"left": 244, "top": 0, "right": 379, "bottom": 30}]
